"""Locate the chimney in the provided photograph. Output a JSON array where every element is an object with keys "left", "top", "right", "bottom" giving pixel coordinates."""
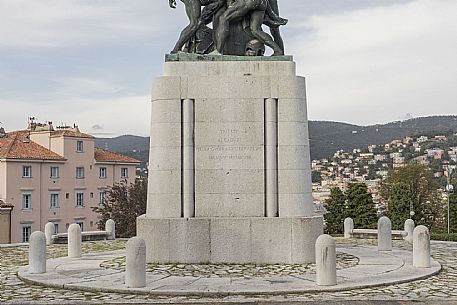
[{"left": 0, "top": 127, "right": 5, "bottom": 138}]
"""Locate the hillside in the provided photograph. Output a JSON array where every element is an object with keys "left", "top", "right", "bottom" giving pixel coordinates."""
[
  {"left": 309, "top": 116, "right": 457, "bottom": 159},
  {"left": 96, "top": 115, "right": 457, "bottom": 162},
  {"left": 95, "top": 135, "right": 150, "bottom": 153}
]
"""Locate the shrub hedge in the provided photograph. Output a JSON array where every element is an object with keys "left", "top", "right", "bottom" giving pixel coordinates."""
[{"left": 430, "top": 233, "right": 457, "bottom": 242}]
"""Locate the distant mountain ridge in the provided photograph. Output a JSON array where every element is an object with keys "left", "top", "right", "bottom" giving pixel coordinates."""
[
  {"left": 95, "top": 115, "right": 457, "bottom": 162},
  {"left": 308, "top": 115, "right": 457, "bottom": 159}
]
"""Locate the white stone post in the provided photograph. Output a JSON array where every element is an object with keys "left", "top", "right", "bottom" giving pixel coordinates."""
[
  {"left": 378, "top": 216, "right": 392, "bottom": 251},
  {"left": 413, "top": 225, "right": 431, "bottom": 268},
  {"left": 265, "top": 98, "right": 278, "bottom": 217},
  {"left": 183, "top": 99, "right": 195, "bottom": 218},
  {"left": 29, "top": 231, "right": 46, "bottom": 274},
  {"left": 44, "top": 222, "right": 55, "bottom": 245},
  {"left": 68, "top": 224, "right": 82, "bottom": 258},
  {"left": 344, "top": 217, "right": 354, "bottom": 239},
  {"left": 315, "top": 234, "right": 337, "bottom": 286},
  {"left": 404, "top": 219, "right": 415, "bottom": 243},
  {"left": 105, "top": 219, "right": 116, "bottom": 240},
  {"left": 125, "top": 237, "right": 146, "bottom": 288}
]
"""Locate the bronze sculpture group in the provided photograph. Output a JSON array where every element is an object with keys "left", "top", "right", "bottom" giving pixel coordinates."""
[{"left": 169, "top": 0, "right": 287, "bottom": 56}]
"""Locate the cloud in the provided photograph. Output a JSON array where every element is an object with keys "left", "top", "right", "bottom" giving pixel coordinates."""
[
  {"left": 92, "top": 124, "right": 104, "bottom": 130},
  {"left": 289, "top": 0, "right": 457, "bottom": 125},
  {"left": 54, "top": 77, "right": 125, "bottom": 99},
  {"left": 0, "top": 0, "right": 175, "bottom": 48},
  {"left": 0, "top": 95, "right": 150, "bottom": 136}
]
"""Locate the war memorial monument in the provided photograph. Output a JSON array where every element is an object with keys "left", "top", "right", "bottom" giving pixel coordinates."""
[
  {"left": 137, "top": 0, "right": 323, "bottom": 264},
  {"left": 12, "top": 1, "right": 450, "bottom": 303}
]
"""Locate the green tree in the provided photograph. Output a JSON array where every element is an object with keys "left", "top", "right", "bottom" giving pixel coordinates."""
[
  {"left": 92, "top": 178, "right": 147, "bottom": 238},
  {"left": 450, "top": 192, "right": 457, "bottom": 233},
  {"left": 381, "top": 164, "right": 444, "bottom": 232},
  {"left": 311, "top": 170, "right": 322, "bottom": 183},
  {"left": 345, "top": 183, "right": 378, "bottom": 229},
  {"left": 448, "top": 179, "right": 457, "bottom": 233},
  {"left": 324, "top": 187, "right": 346, "bottom": 234},
  {"left": 387, "top": 182, "right": 412, "bottom": 230}
]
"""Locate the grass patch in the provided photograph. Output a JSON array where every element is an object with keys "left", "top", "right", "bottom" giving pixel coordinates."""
[{"left": 430, "top": 233, "right": 457, "bottom": 242}]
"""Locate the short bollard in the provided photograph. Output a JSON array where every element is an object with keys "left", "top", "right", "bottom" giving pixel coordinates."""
[
  {"left": 315, "top": 234, "right": 337, "bottom": 286},
  {"left": 125, "top": 237, "right": 146, "bottom": 288},
  {"left": 29, "top": 231, "right": 46, "bottom": 274},
  {"left": 404, "top": 219, "right": 415, "bottom": 243},
  {"left": 344, "top": 217, "right": 354, "bottom": 239},
  {"left": 44, "top": 222, "right": 55, "bottom": 245},
  {"left": 68, "top": 224, "right": 82, "bottom": 258},
  {"left": 378, "top": 216, "right": 392, "bottom": 251},
  {"left": 413, "top": 225, "right": 430, "bottom": 268},
  {"left": 105, "top": 219, "right": 116, "bottom": 240}
]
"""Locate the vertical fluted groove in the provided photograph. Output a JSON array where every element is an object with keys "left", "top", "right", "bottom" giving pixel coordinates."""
[
  {"left": 182, "top": 99, "right": 195, "bottom": 218},
  {"left": 265, "top": 98, "right": 278, "bottom": 217}
]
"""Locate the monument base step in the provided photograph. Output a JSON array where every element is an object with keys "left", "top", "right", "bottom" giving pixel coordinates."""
[{"left": 137, "top": 215, "right": 323, "bottom": 264}]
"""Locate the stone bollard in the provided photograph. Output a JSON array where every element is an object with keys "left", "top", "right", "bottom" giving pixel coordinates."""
[
  {"left": 378, "top": 216, "right": 392, "bottom": 251},
  {"left": 404, "top": 219, "right": 415, "bottom": 243},
  {"left": 315, "top": 234, "right": 337, "bottom": 286},
  {"left": 29, "top": 231, "right": 46, "bottom": 274},
  {"left": 344, "top": 217, "right": 354, "bottom": 239},
  {"left": 413, "top": 225, "right": 430, "bottom": 268},
  {"left": 68, "top": 224, "right": 82, "bottom": 258},
  {"left": 44, "top": 222, "right": 55, "bottom": 246},
  {"left": 105, "top": 219, "right": 116, "bottom": 240},
  {"left": 125, "top": 237, "right": 146, "bottom": 288}
]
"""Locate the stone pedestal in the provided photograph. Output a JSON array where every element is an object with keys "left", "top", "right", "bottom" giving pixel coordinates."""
[{"left": 137, "top": 54, "right": 323, "bottom": 264}]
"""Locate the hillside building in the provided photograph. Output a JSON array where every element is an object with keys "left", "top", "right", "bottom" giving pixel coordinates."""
[
  {"left": 426, "top": 148, "right": 445, "bottom": 160},
  {"left": 0, "top": 121, "right": 139, "bottom": 243}
]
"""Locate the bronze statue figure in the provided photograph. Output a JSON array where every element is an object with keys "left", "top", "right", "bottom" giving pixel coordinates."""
[
  {"left": 169, "top": 0, "right": 287, "bottom": 56},
  {"left": 213, "top": 0, "right": 284, "bottom": 56},
  {"left": 265, "top": 0, "right": 284, "bottom": 53},
  {"left": 169, "top": 0, "right": 225, "bottom": 54}
]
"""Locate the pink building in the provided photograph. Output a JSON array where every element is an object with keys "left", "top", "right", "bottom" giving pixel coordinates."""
[{"left": 0, "top": 123, "right": 139, "bottom": 243}]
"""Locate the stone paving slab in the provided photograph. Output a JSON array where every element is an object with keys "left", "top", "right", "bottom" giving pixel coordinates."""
[
  {"left": 5, "top": 297, "right": 457, "bottom": 305},
  {"left": 2, "top": 239, "right": 457, "bottom": 303},
  {"left": 5, "top": 300, "right": 457, "bottom": 305},
  {"left": 17, "top": 244, "right": 440, "bottom": 297}
]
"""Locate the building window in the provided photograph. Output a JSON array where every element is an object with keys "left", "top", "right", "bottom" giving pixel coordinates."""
[
  {"left": 50, "top": 166, "right": 60, "bottom": 179},
  {"left": 76, "top": 167, "right": 85, "bottom": 179},
  {"left": 99, "top": 167, "right": 107, "bottom": 179},
  {"left": 121, "top": 167, "right": 128, "bottom": 178},
  {"left": 22, "top": 193, "right": 32, "bottom": 210},
  {"left": 22, "top": 165, "right": 32, "bottom": 178},
  {"left": 76, "top": 140, "right": 84, "bottom": 152},
  {"left": 76, "top": 221, "right": 84, "bottom": 231},
  {"left": 76, "top": 192, "right": 84, "bottom": 207},
  {"left": 50, "top": 193, "right": 59, "bottom": 209},
  {"left": 99, "top": 191, "right": 106, "bottom": 207},
  {"left": 22, "top": 225, "right": 32, "bottom": 242},
  {"left": 53, "top": 223, "right": 59, "bottom": 234}
]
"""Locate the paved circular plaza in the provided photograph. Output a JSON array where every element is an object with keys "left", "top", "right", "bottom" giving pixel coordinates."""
[{"left": 1, "top": 238, "right": 457, "bottom": 304}]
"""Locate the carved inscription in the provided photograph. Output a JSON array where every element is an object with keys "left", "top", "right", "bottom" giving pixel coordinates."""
[
  {"left": 197, "top": 128, "right": 263, "bottom": 162},
  {"left": 217, "top": 128, "right": 243, "bottom": 144}
]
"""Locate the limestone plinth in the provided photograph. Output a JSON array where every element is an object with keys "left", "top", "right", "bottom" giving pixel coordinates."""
[{"left": 138, "top": 55, "right": 323, "bottom": 264}]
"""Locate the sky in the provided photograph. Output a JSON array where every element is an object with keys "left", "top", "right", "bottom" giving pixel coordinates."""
[{"left": 0, "top": 0, "right": 456, "bottom": 137}]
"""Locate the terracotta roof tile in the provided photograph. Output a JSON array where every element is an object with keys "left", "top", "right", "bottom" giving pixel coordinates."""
[
  {"left": 51, "top": 130, "right": 95, "bottom": 139},
  {"left": 94, "top": 148, "right": 140, "bottom": 163},
  {"left": 0, "top": 200, "right": 14, "bottom": 208},
  {"left": 0, "top": 131, "right": 65, "bottom": 160}
]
